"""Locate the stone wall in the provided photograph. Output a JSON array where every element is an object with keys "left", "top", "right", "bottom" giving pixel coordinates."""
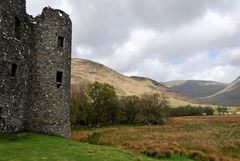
[
  {"left": 26, "top": 8, "right": 72, "bottom": 138},
  {"left": 0, "top": 0, "right": 71, "bottom": 138},
  {"left": 0, "top": 0, "right": 31, "bottom": 134}
]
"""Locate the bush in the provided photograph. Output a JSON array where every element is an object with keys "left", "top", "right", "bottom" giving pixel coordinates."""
[{"left": 187, "top": 150, "right": 208, "bottom": 161}]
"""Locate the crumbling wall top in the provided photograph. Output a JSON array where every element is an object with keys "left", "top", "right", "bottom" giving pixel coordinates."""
[
  {"left": 32, "top": 7, "right": 71, "bottom": 26},
  {"left": 41, "top": 7, "right": 70, "bottom": 20}
]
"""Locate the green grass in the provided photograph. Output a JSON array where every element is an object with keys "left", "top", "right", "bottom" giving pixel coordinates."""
[{"left": 0, "top": 133, "right": 191, "bottom": 161}]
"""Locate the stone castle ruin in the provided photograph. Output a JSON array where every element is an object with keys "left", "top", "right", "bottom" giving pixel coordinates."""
[{"left": 0, "top": 0, "right": 71, "bottom": 138}]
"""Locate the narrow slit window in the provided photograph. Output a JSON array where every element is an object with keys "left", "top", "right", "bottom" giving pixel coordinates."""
[
  {"left": 14, "top": 17, "right": 21, "bottom": 40},
  {"left": 58, "top": 36, "right": 64, "bottom": 47},
  {"left": 56, "top": 71, "right": 63, "bottom": 88},
  {"left": 11, "top": 63, "right": 18, "bottom": 77},
  {"left": 0, "top": 107, "right": 2, "bottom": 120}
]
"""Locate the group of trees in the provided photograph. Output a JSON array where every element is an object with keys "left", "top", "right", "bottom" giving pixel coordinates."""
[
  {"left": 71, "top": 81, "right": 169, "bottom": 127},
  {"left": 71, "top": 81, "right": 215, "bottom": 127},
  {"left": 168, "top": 105, "right": 214, "bottom": 117},
  {"left": 120, "top": 94, "right": 170, "bottom": 125},
  {"left": 216, "top": 106, "right": 229, "bottom": 115}
]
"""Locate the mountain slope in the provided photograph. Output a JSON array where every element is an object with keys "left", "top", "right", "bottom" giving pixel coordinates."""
[
  {"left": 163, "top": 80, "right": 227, "bottom": 98},
  {"left": 71, "top": 58, "right": 196, "bottom": 107},
  {"left": 199, "top": 77, "right": 240, "bottom": 106}
]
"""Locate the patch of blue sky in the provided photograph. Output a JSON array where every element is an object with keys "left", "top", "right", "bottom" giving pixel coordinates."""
[
  {"left": 172, "top": 59, "right": 184, "bottom": 65},
  {"left": 208, "top": 50, "right": 219, "bottom": 59}
]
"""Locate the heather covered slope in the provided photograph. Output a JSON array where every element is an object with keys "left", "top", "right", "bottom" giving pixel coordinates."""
[
  {"left": 163, "top": 80, "right": 227, "bottom": 98},
  {"left": 71, "top": 58, "right": 196, "bottom": 107},
  {"left": 199, "top": 77, "right": 240, "bottom": 106}
]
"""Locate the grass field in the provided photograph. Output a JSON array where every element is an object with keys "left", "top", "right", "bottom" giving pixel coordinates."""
[
  {"left": 71, "top": 115, "right": 240, "bottom": 161},
  {"left": 0, "top": 132, "right": 191, "bottom": 161}
]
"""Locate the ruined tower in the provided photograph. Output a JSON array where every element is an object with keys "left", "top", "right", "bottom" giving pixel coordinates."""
[{"left": 0, "top": 0, "right": 71, "bottom": 138}]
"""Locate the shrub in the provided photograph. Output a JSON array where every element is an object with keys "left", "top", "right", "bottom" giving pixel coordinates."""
[{"left": 188, "top": 150, "right": 208, "bottom": 161}]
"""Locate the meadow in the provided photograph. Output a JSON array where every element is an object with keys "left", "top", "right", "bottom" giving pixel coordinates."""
[
  {"left": 71, "top": 115, "right": 240, "bottom": 161},
  {"left": 0, "top": 132, "right": 190, "bottom": 161}
]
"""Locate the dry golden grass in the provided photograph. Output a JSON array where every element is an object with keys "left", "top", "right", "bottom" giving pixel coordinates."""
[{"left": 71, "top": 115, "right": 240, "bottom": 161}]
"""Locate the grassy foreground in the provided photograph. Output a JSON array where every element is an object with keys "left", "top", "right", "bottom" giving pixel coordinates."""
[
  {"left": 72, "top": 115, "right": 240, "bottom": 161},
  {"left": 0, "top": 133, "right": 191, "bottom": 161}
]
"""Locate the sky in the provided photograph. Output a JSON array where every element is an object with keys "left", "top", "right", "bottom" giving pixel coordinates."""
[{"left": 26, "top": 0, "right": 240, "bottom": 83}]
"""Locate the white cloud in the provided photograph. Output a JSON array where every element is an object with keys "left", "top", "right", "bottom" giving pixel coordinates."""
[{"left": 100, "top": 29, "right": 156, "bottom": 72}]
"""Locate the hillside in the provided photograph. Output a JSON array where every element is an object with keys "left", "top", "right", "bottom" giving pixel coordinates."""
[
  {"left": 71, "top": 58, "right": 196, "bottom": 107},
  {"left": 163, "top": 80, "right": 227, "bottom": 98},
  {"left": 199, "top": 77, "right": 240, "bottom": 106}
]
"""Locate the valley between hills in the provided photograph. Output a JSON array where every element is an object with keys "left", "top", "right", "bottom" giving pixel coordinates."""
[{"left": 71, "top": 58, "right": 240, "bottom": 108}]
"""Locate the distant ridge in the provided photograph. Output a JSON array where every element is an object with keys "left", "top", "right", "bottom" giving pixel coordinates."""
[
  {"left": 130, "top": 76, "right": 168, "bottom": 88},
  {"left": 163, "top": 80, "right": 227, "bottom": 98},
  {"left": 199, "top": 77, "right": 240, "bottom": 106}
]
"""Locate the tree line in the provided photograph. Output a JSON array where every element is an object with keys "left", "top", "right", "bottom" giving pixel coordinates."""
[{"left": 70, "top": 81, "right": 216, "bottom": 127}]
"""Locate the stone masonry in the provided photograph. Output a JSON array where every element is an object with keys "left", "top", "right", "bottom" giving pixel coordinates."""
[{"left": 0, "top": 0, "right": 72, "bottom": 138}]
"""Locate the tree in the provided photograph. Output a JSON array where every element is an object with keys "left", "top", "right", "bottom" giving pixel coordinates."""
[
  {"left": 217, "top": 106, "right": 228, "bottom": 115},
  {"left": 141, "top": 94, "right": 168, "bottom": 125},
  {"left": 204, "top": 106, "right": 214, "bottom": 115},
  {"left": 168, "top": 105, "right": 213, "bottom": 117},
  {"left": 87, "top": 81, "right": 119, "bottom": 125},
  {"left": 70, "top": 86, "right": 94, "bottom": 127},
  {"left": 120, "top": 96, "right": 140, "bottom": 123},
  {"left": 71, "top": 89, "right": 85, "bottom": 126}
]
